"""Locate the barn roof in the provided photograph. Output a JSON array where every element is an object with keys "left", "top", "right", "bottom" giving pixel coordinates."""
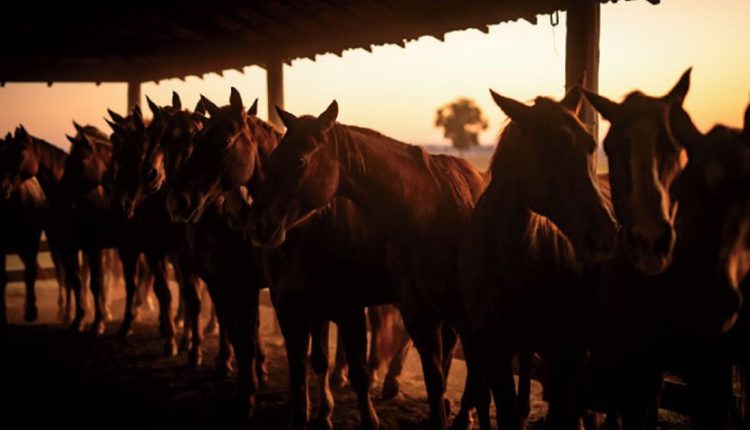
[{"left": 1, "top": 0, "right": 658, "bottom": 84}]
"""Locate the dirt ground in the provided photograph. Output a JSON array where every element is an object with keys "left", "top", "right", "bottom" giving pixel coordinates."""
[{"left": 0, "top": 280, "right": 691, "bottom": 429}]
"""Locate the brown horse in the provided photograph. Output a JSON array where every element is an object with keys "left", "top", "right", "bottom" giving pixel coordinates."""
[
  {"left": 144, "top": 91, "right": 266, "bottom": 415},
  {"left": 583, "top": 71, "right": 744, "bottom": 428},
  {"left": 454, "top": 87, "right": 617, "bottom": 430},
  {"left": 0, "top": 133, "right": 50, "bottom": 327},
  {"left": 0, "top": 127, "right": 69, "bottom": 322},
  {"left": 249, "top": 100, "right": 487, "bottom": 429},
  {"left": 665, "top": 103, "right": 750, "bottom": 429}
]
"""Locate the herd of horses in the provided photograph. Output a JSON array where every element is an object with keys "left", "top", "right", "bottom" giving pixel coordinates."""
[{"left": 0, "top": 68, "right": 749, "bottom": 430}]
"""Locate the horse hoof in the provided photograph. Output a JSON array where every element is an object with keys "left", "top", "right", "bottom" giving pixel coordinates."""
[
  {"left": 361, "top": 410, "right": 380, "bottom": 430},
  {"left": 215, "top": 360, "right": 235, "bottom": 378},
  {"left": 381, "top": 377, "right": 400, "bottom": 400},
  {"left": 24, "top": 305, "right": 39, "bottom": 322},
  {"left": 163, "top": 340, "right": 178, "bottom": 358},
  {"left": 180, "top": 337, "right": 193, "bottom": 353},
  {"left": 188, "top": 349, "right": 203, "bottom": 368},
  {"left": 91, "top": 321, "right": 106, "bottom": 336},
  {"left": 310, "top": 416, "right": 334, "bottom": 430},
  {"left": 449, "top": 412, "right": 472, "bottom": 430},
  {"left": 70, "top": 318, "right": 85, "bottom": 333},
  {"left": 241, "top": 394, "right": 257, "bottom": 420}
]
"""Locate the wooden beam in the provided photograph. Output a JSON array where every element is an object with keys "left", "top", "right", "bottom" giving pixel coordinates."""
[
  {"left": 266, "top": 59, "right": 285, "bottom": 129},
  {"left": 127, "top": 80, "right": 141, "bottom": 112},
  {"left": 565, "top": 0, "right": 600, "bottom": 140}
]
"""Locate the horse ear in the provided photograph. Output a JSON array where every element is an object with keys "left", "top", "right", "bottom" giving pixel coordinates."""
[
  {"left": 172, "top": 91, "right": 182, "bottom": 110},
  {"left": 561, "top": 85, "right": 583, "bottom": 115},
  {"left": 247, "top": 98, "right": 258, "bottom": 116},
  {"left": 664, "top": 67, "right": 692, "bottom": 105},
  {"left": 65, "top": 134, "right": 78, "bottom": 146},
  {"left": 105, "top": 118, "right": 126, "bottom": 137},
  {"left": 72, "top": 121, "right": 86, "bottom": 136},
  {"left": 146, "top": 96, "right": 161, "bottom": 121},
  {"left": 490, "top": 90, "right": 533, "bottom": 124},
  {"left": 317, "top": 100, "right": 338, "bottom": 131},
  {"left": 742, "top": 103, "right": 750, "bottom": 140},
  {"left": 133, "top": 107, "right": 146, "bottom": 131},
  {"left": 107, "top": 109, "right": 126, "bottom": 125},
  {"left": 201, "top": 95, "right": 221, "bottom": 117},
  {"left": 668, "top": 104, "right": 703, "bottom": 157},
  {"left": 230, "top": 87, "right": 244, "bottom": 111},
  {"left": 581, "top": 89, "right": 620, "bottom": 121},
  {"left": 276, "top": 105, "right": 298, "bottom": 129},
  {"left": 15, "top": 125, "right": 28, "bottom": 140},
  {"left": 194, "top": 99, "right": 207, "bottom": 116}
]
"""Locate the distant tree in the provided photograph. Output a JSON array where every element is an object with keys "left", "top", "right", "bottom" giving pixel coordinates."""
[{"left": 435, "top": 98, "right": 488, "bottom": 151}]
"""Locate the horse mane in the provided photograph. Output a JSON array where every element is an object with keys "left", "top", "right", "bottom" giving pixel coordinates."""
[{"left": 330, "top": 123, "right": 483, "bottom": 215}]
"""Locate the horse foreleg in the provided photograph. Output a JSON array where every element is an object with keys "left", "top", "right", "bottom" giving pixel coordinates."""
[
  {"left": 18, "top": 239, "right": 41, "bottom": 323},
  {"left": 118, "top": 248, "right": 138, "bottom": 337},
  {"left": 367, "top": 306, "right": 384, "bottom": 383},
  {"left": 0, "top": 247, "right": 8, "bottom": 330},
  {"left": 215, "top": 314, "right": 235, "bottom": 377},
  {"left": 517, "top": 350, "right": 533, "bottom": 420},
  {"left": 331, "top": 329, "right": 349, "bottom": 388},
  {"left": 50, "top": 246, "right": 68, "bottom": 322},
  {"left": 62, "top": 248, "right": 85, "bottom": 332},
  {"left": 402, "top": 313, "right": 448, "bottom": 430},
  {"left": 278, "top": 307, "right": 311, "bottom": 430},
  {"left": 341, "top": 309, "right": 380, "bottom": 430},
  {"left": 177, "top": 261, "right": 202, "bottom": 366},
  {"left": 310, "top": 319, "right": 334, "bottom": 429},
  {"left": 382, "top": 328, "right": 412, "bottom": 400},
  {"left": 84, "top": 247, "right": 105, "bottom": 335},
  {"left": 146, "top": 254, "right": 177, "bottom": 357}
]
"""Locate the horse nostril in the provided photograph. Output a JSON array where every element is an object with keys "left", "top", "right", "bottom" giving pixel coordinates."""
[
  {"left": 146, "top": 168, "right": 158, "bottom": 183},
  {"left": 177, "top": 194, "right": 191, "bottom": 215}
]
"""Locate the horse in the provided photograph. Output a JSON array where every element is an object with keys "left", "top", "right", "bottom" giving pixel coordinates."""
[
  {"left": 583, "top": 70, "right": 744, "bottom": 428},
  {"left": 249, "top": 99, "right": 487, "bottom": 429},
  {"left": 452, "top": 87, "right": 617, "bottom": 430},
  {"left": 143, "top": 91, "right": 266, "bottom": 415},
  {"left": 168, "top": 88, "right": 413, "bottom": 429},
  {"left": 0, "top": 128, "right": 69, "bottom": 322},
  {"left": 0, "top": 133, "right": 49, "bottom": 327},
  {"left": 664, "top": 103, "right": 750, "bottom": 429}
]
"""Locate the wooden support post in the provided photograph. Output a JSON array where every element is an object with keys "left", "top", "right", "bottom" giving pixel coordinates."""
[
  {"left": 566, "top": 0, "right": 600, "bottom": 141},
  {"left": 127, "top": 80, "right": 141, "bottom": 113},
  {"left": 266, "top": 59, "right": 285, "bottom": 129}
]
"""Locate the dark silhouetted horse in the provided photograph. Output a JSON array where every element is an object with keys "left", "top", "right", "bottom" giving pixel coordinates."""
[
  {"left": 0, "top": 128, "right": 68, "bottom": 324},
  {"left": 584, "top": 70, "right": 744, "bottom": 428},
  {"left": 454, "top": 87, "right": 616, "bottom": 430},
  {"left": 249, "top": 100, "right": 487, "bottom": 429}
]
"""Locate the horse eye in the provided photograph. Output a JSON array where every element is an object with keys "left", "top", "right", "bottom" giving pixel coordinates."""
[{"left": 297, "top": 157, "right": 306, "bottom": 167}]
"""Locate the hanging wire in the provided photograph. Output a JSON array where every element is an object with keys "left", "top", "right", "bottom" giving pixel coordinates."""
[{"left": 550, "top": 11, "right": 560, "bottom": 56}]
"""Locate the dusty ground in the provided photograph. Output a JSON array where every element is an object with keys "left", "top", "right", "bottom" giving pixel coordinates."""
[{"left": 0, "top": 279, "right": 691, "bottom": 429}]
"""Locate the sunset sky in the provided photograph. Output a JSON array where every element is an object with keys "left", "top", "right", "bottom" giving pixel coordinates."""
[{"left": 1, "top": 0, "right": 748, "bottom": 151}]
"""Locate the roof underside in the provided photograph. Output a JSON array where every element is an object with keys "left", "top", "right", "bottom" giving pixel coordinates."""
[{"left": 1, "top": 0, "right": 658, "bottom": 83}]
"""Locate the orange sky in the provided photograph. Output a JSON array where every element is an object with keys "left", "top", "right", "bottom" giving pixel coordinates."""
[{"left": 1, "top": 0, "right": 748, "bottom": 151}]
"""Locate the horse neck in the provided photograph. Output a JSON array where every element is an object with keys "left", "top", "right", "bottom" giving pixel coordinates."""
[
  {"left": 484, "top": 128, "right": 574, "bottom": 262},
  {"left": 245, "top": 118, "right": 282, "bottom": 198},
  {"left": 30, "top": 137, "right": 67, "bottom": 196},
  {"left": 329, "top": 125, "right": 459, "bottom": 234}
]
